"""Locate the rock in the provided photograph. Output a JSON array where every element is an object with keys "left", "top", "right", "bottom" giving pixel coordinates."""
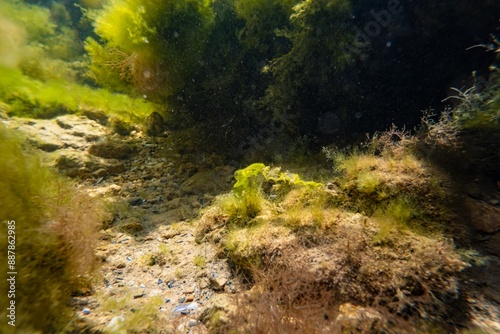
[
  {"left": 187, "top": 319, "right": 199, "bottom": 327},
  {"left": 80, "top": 108, "right": 108, "bottom": 125},
  {"left": 82, "top": 308, "right": 91, "bottom": 315},
  {"left": 128, "top": 197, "right": 145, "bottom": 206},
  {"left": 6, "top": 115, "right": 109, "bottom": 153},
  {"left": 119, "top": 218, "right": 143, "bottom": 233},
  {"left": 54, "top": 149, "right": 125, "bottom": 178},
  {"left": 336, "top": 303, "right": 387, "bottom": 333},
  {"left": 55, "top": 115, "right": 109, "bottom": 143},
  {"left": 145, "top": 111, "right": 166, "bottom": 137},
  {"left": 87, "top": 184, "right": 122, "bottom": 197},
  {"left": 466, "top": 198, "right": 500, "bottom": 234},
  {"left": 14, "top": 120, "right": 65, "bottom": 152},
  {"left": 173, "top": 302, "right": 198, "bottom": 315},
  {"left": 109, "top": 117, "right": 135, "bottom": 136},
  {"left": 180, "top": 168, "right": 233, "bottom": 196},
  {"left": 88, "top": 140, "right": 135, "bottom": 160},
  {"left": 105, "top": 316, "right": 126, "bottom": 333},
  {"left": 133, "top": 290, "right": 145, "bottom": 299},
  {"left": 197, "top": 277, "right": 210, "bottom": 289},
  {"left": 162, "top": 205, "right": 194, "bottom": 223},
  {"left": 29, "top": 132, "right": 65, "bottom": 151},
  {"left": 200, "top": 294, "right": 235, "bottom": 328},
  {"left": 209, "top": 276, "right": 228, "bottom": 291}
]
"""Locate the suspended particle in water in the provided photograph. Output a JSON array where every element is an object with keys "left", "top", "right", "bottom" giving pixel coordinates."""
[
  {"left": 173, "top": 31, "right": 179, "bottom": 38},
  {"left": 355, "top": 112, "right": 363, "bottom": 119},
  {"left": 143, "top": 37, "right": 149, "bottom": 44},
  {"left": 143, "top": 70, "right": 151, "bottom": 79}
]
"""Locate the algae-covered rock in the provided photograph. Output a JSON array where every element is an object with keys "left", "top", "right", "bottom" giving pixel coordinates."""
[
  {"left": 200, "top": 294, "right": 236, "bottom": 330},
  {"left": 88, "top": 140, "right": 136, "bottom": 160},
  {"left": 55, "top": 114, "right": 109, "bottom": 141},
  {"left": 181, "top": 167, "right": 234, "bottom": 196},
  {"left": 7, "top": 115, "right": 109, "bottom": 152},
  {"left": 145, "top": 111, "right": 166, "bottom": 137},
  {"left": 54, "top": 149, "right": 125, "bottom": 178}
]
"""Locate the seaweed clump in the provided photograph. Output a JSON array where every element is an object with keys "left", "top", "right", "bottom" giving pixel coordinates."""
[
  {"left": 196, "top": 136, "right": 473, "bottom": 333},
  {"left": 0, "top": 125, "right": 106, "bottom": 333}
]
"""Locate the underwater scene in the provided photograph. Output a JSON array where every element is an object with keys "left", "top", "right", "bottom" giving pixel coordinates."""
[{"left": 0, "top": 0, "right": 499, "bottom": 333}]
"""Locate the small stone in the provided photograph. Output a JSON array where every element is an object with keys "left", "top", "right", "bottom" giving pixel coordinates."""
[
  {"left": 82, "top": 308, "right": 91, "bottom": 315},
  {"left": 165, "top": 299, "right": 171, "bottom": 303},
  {"left": 140, "top": 284, "right": 146, "bottom": 288},
  {"left": 187, "top": 319, "right": 199, "bottom": 327},
  {"left": 115, "top": 263, "right": 126, "bottom": 269},
  {"left": 88, "top": 140, "right": 135, "bottom": 160},
  {"left": 173, "top": 302, "right": 199, "bottom": 315},
  {"left": 128, "top": 197, "right": 144, "bottom": 206},
  {"left": 106, "top": 316, "right": 125, "bottom": 332},
  {"left": 209, "top": 276, "right": 228, "bottom": 291},
  {"left": 158, "top": 278, "right": 163, "bottom": 284},
  {"left": 145, "top": 111, "right": 166, "bottom": 137},
  {"left": 185, "top": 295, "right": 194, "bottom": 302},
  {"left": 149, "top": 290, "right": 162, "bottom": 297},
  {"left": 133, "top": 290, "right": 145, "bottom": 299},
  {"left": 119, "top": 219, "right": 143, "bottom": 233},
  {"left": 179, "top": 296, "right": 186, "bottom": 303},
  {"left": 198, "top": 277, "right": 210, "bottom": 289}
]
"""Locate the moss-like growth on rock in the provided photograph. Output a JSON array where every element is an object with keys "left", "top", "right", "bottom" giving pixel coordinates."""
[{"left": 196, "top": 135, "right": 472, "bottom": 332}]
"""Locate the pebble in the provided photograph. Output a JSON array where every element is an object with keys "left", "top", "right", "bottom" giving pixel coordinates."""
[
  {"left": 187, "top": 319, "right": 199, "bottom": 327},
  {"left": 209, "top": 276, "right": 228, "bottom": 291},
  {"left": 140, "top": 284, "right": 146, "bottom": 288},
  {"left": 106, "top": 316, "right": 125, "bottom": 332},
  {"left": 179, "top": 296, "right": 186, "bottom": 303},
  {"left": 158, "top": 278, "right": 163, "bottom": 284},
  {"left": 173, "top": 302, "right": 198, "bottom": 315},
  {"left": 82, "top": 308, "right": 91, "bottom": 315},
  {"left": 133, "top": 290, "right": 145, "bottom": 299},
  {"left": 128, "top": 197, "right": 144, "bottom": 206},
  {"left": 149, "top": 290, "right": 162, "bottom": 297}
]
